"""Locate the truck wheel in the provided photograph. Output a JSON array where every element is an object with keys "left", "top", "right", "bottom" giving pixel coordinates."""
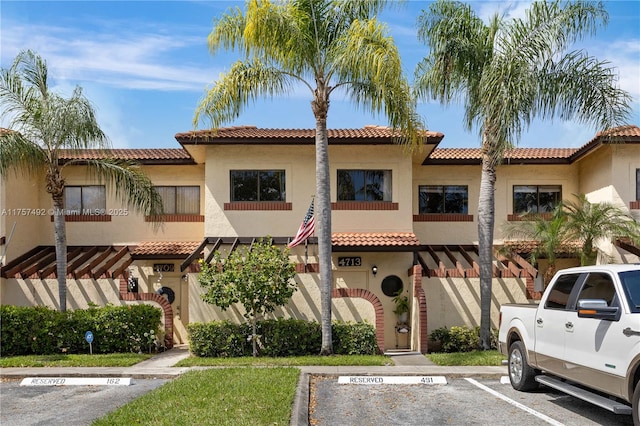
[
  {"left": 508, "top": 341, "right": 538, "bottom": 391},
  {"left": 633, "top": 380, "right": 639, "bottom": 426}
]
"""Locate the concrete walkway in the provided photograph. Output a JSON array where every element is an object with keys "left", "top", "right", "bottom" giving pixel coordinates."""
[{"left": 0, "top": 346, "right": 505, "bottom": 379}]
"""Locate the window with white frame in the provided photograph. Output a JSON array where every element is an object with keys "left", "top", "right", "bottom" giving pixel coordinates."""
[
  {"left": 419, "top": 185, "right": 468, "bottom": 214},
  {"left": 155, "top": 186, "right": 200, "bottom": 214},
  {"left": 230, "top": 170, "right": 285, "bottom": 202},
  {"left": 337, "top": 170, "right": 392, "bottom": 201},
  {"left": 64, "top": 186, "right": 106, "bottom": 214},
  {"left": 513, "top": 185, "right": 561, "bottom": 214}
]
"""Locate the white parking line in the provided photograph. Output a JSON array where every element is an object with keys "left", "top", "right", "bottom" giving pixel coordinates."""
[{"left": 465, "top": 378, "right": 565, "bottom": 426}]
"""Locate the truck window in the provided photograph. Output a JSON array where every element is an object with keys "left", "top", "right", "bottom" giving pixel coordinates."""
[
  {"left": 576, "top": 272, "right": 616, "bottom": 307},
  {"left": 619, "top": 270, "right": 640, "bottom": 313},
  {"left": 545, "top": 273, "right": 580, "bottom": 309}
]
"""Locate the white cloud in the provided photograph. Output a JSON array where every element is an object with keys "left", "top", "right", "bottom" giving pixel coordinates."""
[{"left": 1, "top": 20, "right": 218, "bottom": 92}]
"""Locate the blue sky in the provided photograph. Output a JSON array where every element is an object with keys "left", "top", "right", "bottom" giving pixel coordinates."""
[{"left": 1, "top": 0, "right": 639, "bottom": 149}]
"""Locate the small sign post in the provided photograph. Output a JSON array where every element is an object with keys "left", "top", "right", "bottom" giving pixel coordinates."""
[{"left": 85, "top": 331, "right": 94, "bottom": 355}]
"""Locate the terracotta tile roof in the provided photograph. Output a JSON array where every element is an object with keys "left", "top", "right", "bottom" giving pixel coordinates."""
[
  {"left": 131, "top": 241, "right": 201, "bottom": 257},
  {"left": 175, "top": 125, "right": 444, "bottom": 145},
  {"left": 332, "top": 232, "right": 421, "bottom": 247},
  {"left": 58, "top": 149, "right": 194, "bottom": 164},
  {"left": 425, "top": 147, "right": 577, "bottom": 164},
  {"left": 572, "top": 124, "right": 640, "bottom": 161},
  {"left": 503, "top": 240, "right": 582, "bottom": 256}
]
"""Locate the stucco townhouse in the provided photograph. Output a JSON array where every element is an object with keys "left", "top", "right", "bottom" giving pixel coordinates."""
[{"left": 1, "top": 124, "right": 639, "bottom": 352}]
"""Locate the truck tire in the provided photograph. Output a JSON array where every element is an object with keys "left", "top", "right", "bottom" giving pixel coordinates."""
[
  {"left": 633, "top": 380, "right": 639, "bottom": 426},
  {"left": 508, "top": 341, "right": 539, "bottom": 391}
]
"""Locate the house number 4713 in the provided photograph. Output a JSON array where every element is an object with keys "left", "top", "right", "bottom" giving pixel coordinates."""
[{"left": 338, "top": 257, "right": 362, "bottom": 267}]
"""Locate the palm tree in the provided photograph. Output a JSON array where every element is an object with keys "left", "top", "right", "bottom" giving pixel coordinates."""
[
  {"left": 501, "top": 205, "right": 570, "bottom": 285},
  {"left": 563, "top": 194, "right": 640, "bottom": 265},
  {"left": 0, "top": 50, "right": 164, "bottom": 312},
  {"left": 194, "top": 0, "right": 424, "bottom": 355},
  {"left": 414, "top": 0, "right": 631, "bottom": 349}
]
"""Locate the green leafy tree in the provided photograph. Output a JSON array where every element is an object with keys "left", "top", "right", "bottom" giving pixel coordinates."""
[
  {"left": 0, "top": 50, "right": 164, "bottom": 311},
  {"left": 414, "top": 0, "right": 631, "bottom": 349},
  {"left": 194, "top": 0, "right": 424, "bottom": 355},
  {"left": 501, "top": 205, "right": 570, "bottom": 285},
  {"left": 563, "top": 194, "right": 640, "bottom": 265},
  {"left": 198, "top": 238, "right": 298, "bottom": 356}
]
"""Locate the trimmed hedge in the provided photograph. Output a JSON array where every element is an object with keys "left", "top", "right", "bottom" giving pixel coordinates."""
[
  {"left": 187, "top": 319, "right": 378, "bottom": 357},
  {"left": 0, "top": 304, "right": 162, "bottom": 356},
  {"left": 429, "top": 325, "right": 499, "bottom": 353}
]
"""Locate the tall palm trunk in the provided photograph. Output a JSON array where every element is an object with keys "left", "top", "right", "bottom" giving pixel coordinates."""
[
  {"left": 312, "top": 88, "right": 333, "bottom": 355},
  {"left": 47, "top": 168, "right": 68, "bottom": 312},
  {"left": 478, "top": 136, "right": 498, "bottom": 350}
]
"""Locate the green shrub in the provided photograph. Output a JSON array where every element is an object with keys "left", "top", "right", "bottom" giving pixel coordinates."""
[
  {"left": 0, "top": 304, "right": 162, "bottom": 356},
  {"left": 187, "top": 321, "right": 251, "bottom": 357},
  {"left": 429, "top": 325, "right": 498, "bottom": 353},
  {"left": 332, "top": 321, "right": 379, "bottom": 355},
  {"left": 187, "top": 319, "right": 378, "bottom": 357}
]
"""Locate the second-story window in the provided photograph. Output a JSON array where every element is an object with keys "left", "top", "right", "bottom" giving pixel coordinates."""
[
  {"left": 337, "top": 170, "right": 392, "bottom": 201},
  {"left": 64, "top": 185, "right": 106, "bottom": 214},
  {"left": 155, "top": 186, "right": 200, "bottom": 214},
  {"left": 419, "top": 185, "right": 468, "bottom": 214},
  {"left": 513, "top": 185, "right": 561, "bottom": 214},
  {"left": 230, "top": 170, "right": 285, "bottom": 201},
  {"left": 636, "top": 168, "right": 639, "bottom": 200}
]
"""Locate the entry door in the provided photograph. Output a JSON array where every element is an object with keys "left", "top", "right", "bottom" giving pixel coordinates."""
[{"left": 160, "top": 278, "right": 189, "bottom": 344}]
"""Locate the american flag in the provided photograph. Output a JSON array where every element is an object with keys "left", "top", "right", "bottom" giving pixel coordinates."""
[{"left": 288, "top": 198, "right": 315, "bottom": 248}]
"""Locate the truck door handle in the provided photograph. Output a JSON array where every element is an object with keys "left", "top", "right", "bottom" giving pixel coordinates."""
[
  {"left": 536, "top": 318, "right": 543, "bottom": 325},
  {"left": 623, "top": 327, "right": 640, "bottom": 337},
  {"left": 565, "top": 322, "right": 573, "bottom": 329}
]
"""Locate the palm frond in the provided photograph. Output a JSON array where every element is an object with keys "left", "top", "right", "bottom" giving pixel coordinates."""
[
  {"left": 0, "top": 129, "right": 48, "bottom": 178},
  {"left": 194, "top": 59, "right": 296, "bottom": 128}
]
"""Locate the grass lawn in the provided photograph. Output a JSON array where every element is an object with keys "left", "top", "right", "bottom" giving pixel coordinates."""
[
  {"left": 0, "top": 353, "right": 152, "bottom": 368},
  {"left": 427, "top": 350, "right": 505, "bottom": 366},
  {"left": 93, "top": 368, "right": 299, "bottom": 426},
  {"left": 176, "top": 354, "right": 391, "bottom": 367}
]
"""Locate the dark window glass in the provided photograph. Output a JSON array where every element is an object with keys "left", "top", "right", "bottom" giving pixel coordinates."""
[
  {"left": 64, "top": 186, "right": 106, "bottom": 214},
  {"left": 620, "top": 270, "right": 640, "bottom": 313},
  {"left": 230, "top": 170, "right": 285, "bottom": 202},
  {"left": 544, "top": 273, "right": 580, "bottom": 310},
  {"left": 337, "top": 170, "right": 391, "bottom": 201},
  {"left": 155, "top": 186, "right": 200, "bottom": 214},
  {"left": 419, "top": 185, "right": 468, "bottom": 214},
  {"left": 577, "top": 272, "right": 617, "bottom": 307},
  {"left": 514, "top": 185, "right": 561, "bottom": 213},
  {"left": 636, "top": 169, "right": 639, "bottom": 200}
]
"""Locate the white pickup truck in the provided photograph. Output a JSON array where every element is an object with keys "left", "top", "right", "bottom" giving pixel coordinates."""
[{"left": 498, "top": 264, "right": 640, "bottom": 424}]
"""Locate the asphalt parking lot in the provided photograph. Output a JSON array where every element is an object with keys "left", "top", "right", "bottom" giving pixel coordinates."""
[
  {"left": 0, "top": 378, "right": 168, "bottom": 426},
  {"left": 309, "top": 376, "right": 633, "bottom": 426},
  {"left": 0, "top": 375, "right": 633, "bottom": 425}
]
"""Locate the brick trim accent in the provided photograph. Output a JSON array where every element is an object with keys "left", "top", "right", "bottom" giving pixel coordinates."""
[
  {"left": 331, "top": 201, "right": 398, "bottom": 210},
  {"left": 413, "top": 213, "right": 473, "bottom": 222},
  {"left": 411, "top": 264, "right": 429, "bottom": 354},
  {"left": 295, "top": 263, "right": 319, "bottom": 273},
  {"left": 508, "top": 212, "right": 553, "bottom": 221},
  {"left": 51, "top": 215, "right": 111, "bottom": 222},
  {"left": 630, "top": 200, "right": 640, "bottom": 210},
  {"left": 224, "top": 201, "right": 292, "bottom": 210},
  {"left": 332, "top": 288, "right": 385, "bottom": 353},
  {"left": 145, "top": 214, "right": 204, "bottom": 222},
  {"left": 119, "top": 275, "right": 174, "bottom": 349}
]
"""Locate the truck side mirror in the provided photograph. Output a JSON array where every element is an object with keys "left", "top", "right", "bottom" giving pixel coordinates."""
[{"left": 577, "top": 299, "right": 620, "bottom": 321}]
